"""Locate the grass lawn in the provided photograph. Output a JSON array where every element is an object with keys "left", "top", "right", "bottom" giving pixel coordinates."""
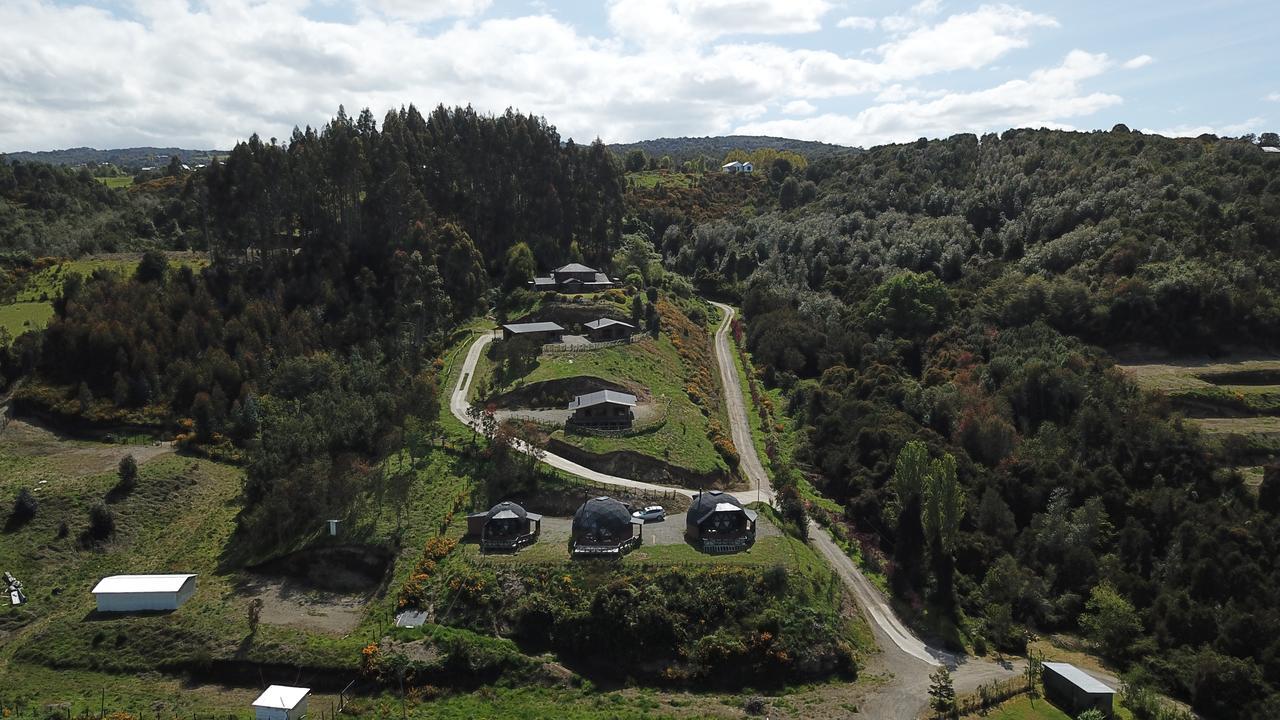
[
  {"left": 968, "top": 695, "right": 1073, "bottom": 720},
  {"left": 14, "top": 254, "right": 210, "bottom": 303},
  {"left": 94, "top": 176, "right": 135, "bottom": 189},
  {"left": 0, "top": 301, "right": 54, "bottom": 340},
  {"left": 628, "top": 170, "right": 696, "bottom": 189},
  {"left": 505, "top": 335, "right": 730, "bottom": 477}
]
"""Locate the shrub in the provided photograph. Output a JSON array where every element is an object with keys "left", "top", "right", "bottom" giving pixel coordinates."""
[
  {"left": 88, "top": 504, "right": 115, "bottom": 541},
  {"left": 116, "top": 454, "right": 138, "bottom": 494},
  {"left": 9, "top": 488, "right": 38, "bottom": 525}
]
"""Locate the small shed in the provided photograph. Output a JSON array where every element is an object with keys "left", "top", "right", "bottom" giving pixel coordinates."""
[
  {"left": 568, "top": 390, "right": 636, "bottom": 429},
  {"left": 1263, "top": 146, "right": 1280, "bottom": 154},
  {"left": 501, "top": 321, "right": 564, "bottom": 343},
  {"left": 466, "top": 501, "right": 542, "bottom": 551},
  {"left": 721, "top": 161, "right": 743, "bottom": 173},
  {"left": 741, "top": 161, "right": 754, "bottom": 173},
  {"left": 91, "top": 574, "right": 197, "bottom": 612},
  {"left": 1042, "top": 662, "right": 1115, "bottom": 718},
  {"left": 584, "top": 317, "right": 635, "bottom": 342},
  {"left": 686, "top": 490, "right": 757, "bottom": 552},
  {"left": 572, "top": 496, "right": 643, "bottom": 556},
  {"left": 251, "top": 685, "right": 310, "bottom": 720}
]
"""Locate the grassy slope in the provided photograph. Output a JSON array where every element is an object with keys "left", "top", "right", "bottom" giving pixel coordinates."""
[
  {"left": 496, "top": 334, "right": 729, "bottom": 477},
  {"left": 0, "top": 301, "right": 54, "bottom": 341},
  {"left": 628, "top": 171, "right": 697, "bottom": 189}
]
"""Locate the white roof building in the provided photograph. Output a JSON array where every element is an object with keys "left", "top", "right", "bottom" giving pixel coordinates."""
[
  {"left": 1262, "top": 146, "right": 1280, "bottom": 154},
  {"left": 252, "top": 685, "right": 310, "bottom": 720},
  {"left": 92, "top": 574, "right": 197, "bottom": 612}
]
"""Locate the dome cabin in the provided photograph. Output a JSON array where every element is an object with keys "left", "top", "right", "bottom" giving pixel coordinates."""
[
  {"left": 571, "top": 496, "right": 644, "bottom": 556},
  {"left": 465, "top": 501, "right": 542, "bottom": 552},
  {"left": 685, "top": 490, "right": 757, "bottom": 553}
]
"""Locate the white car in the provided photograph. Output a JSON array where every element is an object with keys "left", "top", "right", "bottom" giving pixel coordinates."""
[{"left": 632, "top": 505, "right": 666, "bottom": 522}]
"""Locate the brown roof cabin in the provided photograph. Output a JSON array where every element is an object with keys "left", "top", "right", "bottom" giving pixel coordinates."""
[
  {"left": 465, "top": 501, "right": 542, "bottom": 552},
  {"left": 567, "top": 390, "right": 636, "bottom": 429},
  {"left": 571, "top": 496, "right": 643, "bottom": 556},
  {"left": 530, "top": 263, "right": 614, "bottom": 292},
  {"left": 501, "top": 321, "right": 564, "bottom": 343},
  {"left": 584, "top": 318, "right": 635, "bottom": 342},
  {"left": 685, "top": 490, "right": 757, "bottom": 553}
]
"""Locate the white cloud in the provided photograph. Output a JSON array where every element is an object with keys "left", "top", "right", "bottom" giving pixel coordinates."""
[
  {"left": 837, "top": 16, "right": 877, "bottom": 30},
  {"left": 1141, "top": 117, "right": 1266, "bottom": 138},
  {"left": 735, "top": 50, "right": 1120, "bottom": 146},
  {"left": 876, "top": 5, "right": 1057, "bottom": 77},
  {"left": 881, "top": 0, "right": 945, "bottom": 34},
  {"left": 782, "top": 100, "right": 816, "bottom": 115},
  {"left": 1122, "top": 54, "right": 1153, "bottom": 69},
  {"left": 607, "top": 0, "right": 831, "bottom": 46},
  {"left": 359, "top": 0, "right": 493, "bottom": 23},
  {"left": 1267, "top": 92, "right": 1280, "bottom": 102}
]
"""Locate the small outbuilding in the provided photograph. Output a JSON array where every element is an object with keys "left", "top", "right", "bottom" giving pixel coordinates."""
[
  {"left": 465, "top": 501, "right": 543, "bottom": 551},
  {"left": 91, "top": 574, "right": 196, "bottom": 613},
  {"left": 572, "top": 496, "right": 644, "bottom": 556},
  {"left": 584, "top": 317, "right": 636, "bottom": 342},
  {"left": 568, "top": 390, "right": 636, "bottom": 429},
  {"left": 251, "top": 685, "right": 310, "bottom": 720},
  {"left": 1261, "top": 146, "right": 1280, "bottom": 154},
  {"left": 686, "top": 490, "right": 757, "bottom": 552},
  {"left": 501, "top": 321, "right": 564, "bottom": 343},
  {"left": 1042, "top": 662, "right": 1115, "bottom": 718}
]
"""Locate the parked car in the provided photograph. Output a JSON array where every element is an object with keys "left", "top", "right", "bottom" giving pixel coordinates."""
[{"left": 632, "top": 505, "right": 666, "bottom": 521}]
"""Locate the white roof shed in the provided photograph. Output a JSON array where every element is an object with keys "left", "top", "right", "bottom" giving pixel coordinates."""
[
  {"left": 92, "top": 574, "right": 197, "bottom": 612},
  {"left": 252, "top": 685, "right": 310, "bottom": 720}
]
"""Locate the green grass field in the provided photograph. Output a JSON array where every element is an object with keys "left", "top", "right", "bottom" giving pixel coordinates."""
[
  {"left": 13, "top": 254, "right": 209, "bottom": 303},
  {"left": 628, "top": 170, "right": 696, "bottom": 189},
  {"left": 512, "top": 335, "right": 729, "bottom": 476},
  {"left": 0, "top": 301, "right": 54, "bottom": 340},
  {"left": 1120, "top": 357, "right": 1280, "bottom": 445},
  {"left": 94, "top": 176, "right": 135, "bottom": 189}
]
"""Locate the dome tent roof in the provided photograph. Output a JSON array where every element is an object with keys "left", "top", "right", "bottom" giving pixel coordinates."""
[
  {"left": 572, "top": 496, "right": 637, "bottom": 538},
  {"left": 688, "top": 490, "right": 755, "bottom": 525},
  {"left": 486, "top": 501, "right": 541, "bottom": 522}
]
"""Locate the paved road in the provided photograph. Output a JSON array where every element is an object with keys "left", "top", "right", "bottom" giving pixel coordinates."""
[{"left": 449, "top": 308, "right": 1018, "bottom": 718}]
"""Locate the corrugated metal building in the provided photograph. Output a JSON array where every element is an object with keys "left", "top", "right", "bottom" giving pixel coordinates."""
[
  {"left": 91, "top": 574, "right": 197, "bottom": 612},
  {"left": 1042, "top": 662, "right": 1115, "bottom": 718},
  {"left": 251, "top": 685, "right": 310, "bottom": 720}
]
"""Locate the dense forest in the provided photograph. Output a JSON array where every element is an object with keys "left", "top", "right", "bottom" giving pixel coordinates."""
[
  {"left": 610, "top": 134, "right": 856, "bottom": 166},
  {"left": 1, "top": 146, "right": 225, "bottom": 168},
  {"left": 638, "top": 127, "right": 1280, "bottom": 718},
  {"left": 9, "top": 104, "right": 625, "bottom": 553}
]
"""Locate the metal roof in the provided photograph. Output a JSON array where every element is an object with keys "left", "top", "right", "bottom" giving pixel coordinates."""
[
  {"left": 1042, "top": 663, "right": 1115, "bottom": 695},
  {"left": 555, "top": 263, "right": 598, "bottom": 273},
  {"left": 92, "top": 574, "right": 195, "bottom": 595},
  {"left": 1263, "top": 146, "right": 1280, "bottom": 153},
  {"left": 585, "top": 318, "right": 635, "bottom": 330},
  {"left": 251, "top": 685, "right": 310, "bottom": 710},
  {"left": 502, "top": 321, "right": 564, "bottom": 334},
  {"left": 568, "top": 390, "right": 637, "bottom": 409}
]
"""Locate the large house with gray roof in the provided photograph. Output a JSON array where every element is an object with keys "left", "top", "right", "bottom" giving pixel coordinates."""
[
  {"left": 568, "top": 390, "right": 636, "bottom": 429},
  {"left": 530, "top": 263, "right": 614, "bottom": 292}
]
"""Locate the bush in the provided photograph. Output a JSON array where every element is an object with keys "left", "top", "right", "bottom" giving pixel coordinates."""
[
  {"left": 9, "top": 488, "right": 38, "bottom": 525},
  {"left": 88, "top": 504, "right": 115, "bottom": 541},
  {"left": 116, "top": 454, "right": 138, "bottom": 494}
]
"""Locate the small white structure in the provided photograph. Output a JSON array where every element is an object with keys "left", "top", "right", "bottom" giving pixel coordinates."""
[
  {"left": 1263, "top": 146, "right": 1280, "bottom": 154},
  {"left": 251, "top": 685, "right": 310, "bottom": 720},
  {"left": 721, "top": 161, "right": 742, "bottom": 173},
  {"left": 741, "top": 161, "right": 753, "bottom": 173},
  {"left": 91, "top": 574, "right": 196, "bottom": 612}
]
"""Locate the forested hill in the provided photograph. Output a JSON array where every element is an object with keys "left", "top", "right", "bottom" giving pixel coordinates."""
[
  {"left": 634, "top": 126, "right": 1280, "bottom": 718},
  {"left": 610, "top": 134, "right": 856, "bottom": 163},
  {"left": 2, "top": 146, "right": 226, "bottom": 169}
]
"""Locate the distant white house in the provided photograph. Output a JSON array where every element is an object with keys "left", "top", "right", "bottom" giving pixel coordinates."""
[
  {"left": 251, "top": 685, "right": 310, "bottom": 720},
  {"left": 1262, "top": 146, "right": 1280, "bottom": 154},
  {"left": 92, "top": 574, "right": 196, "bottom": 612},
  {"left": 721, "top": 160, "right": 754, "bottom": 174}
]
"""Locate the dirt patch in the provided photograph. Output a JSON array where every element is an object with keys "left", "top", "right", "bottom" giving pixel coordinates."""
[
  {"left": 491, "top": 376, "right": 642, "bottom": 409},
  {"left": 0, "top": 418, "right": 173, "bottom": 476},
  {"left": 250, "top": 544, "right": 393, "bottom": 593},
  {"left": 236, "top": 576, "right": 370, "bottom": 636},
  {"left": 547, "top": 438, "right": 741, "bottom": 490}
]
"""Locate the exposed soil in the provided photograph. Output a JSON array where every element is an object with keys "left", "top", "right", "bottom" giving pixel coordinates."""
[
  {"left": 249, "top": 544, "right": 393, "bottom": 593},
  {"left": 235, "top": 576, "right": 369, "bottom": 636},
  {"left": 0, "top": 418, "right": 174, "bottom": 476},
  {"left": 546, "top": 438, "right": 740, "bottom": 490}
]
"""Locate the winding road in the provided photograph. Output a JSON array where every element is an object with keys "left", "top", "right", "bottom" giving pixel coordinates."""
[{"left": 450, "top": 305, "right": 1019, "bottom": 717}]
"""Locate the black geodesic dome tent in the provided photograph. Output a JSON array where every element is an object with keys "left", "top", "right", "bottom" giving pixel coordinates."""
[
  {"left": 686, "top": 490, "right": 757, "bottom": 550},
  {"left": 572, "top": 496, "right": 642, "bottom": 554}
]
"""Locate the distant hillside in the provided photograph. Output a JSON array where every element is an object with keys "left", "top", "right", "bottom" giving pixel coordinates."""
[
  {"left": 609, "top": 135, "right": 858, "bottom": 163},
  {"left": 1, "top": 146, "right": 227, "bottom": 169}
]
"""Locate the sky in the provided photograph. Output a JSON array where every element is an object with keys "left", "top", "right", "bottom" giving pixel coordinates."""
[{"left": 0, "top": 0, "right": 1275, "bottom": 152}]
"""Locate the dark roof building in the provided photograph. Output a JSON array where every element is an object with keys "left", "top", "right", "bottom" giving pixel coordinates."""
[
  {"left": 584, "top": 317, "right": 636, "bottom": 341},
  {"left": 530, "top": 263, "right": 614, "bottom": 293},
  {"left": 571, "top": 496, "right": 643, "bottom": 556},
  {"left": 1042, "top": 662, "right": 1116, "bottom": 718},
  {"left": 466, "top": 501, "right": 542, "bottom": 552},
  {"left": 501, "top": 321, "right": 564, "bottom": 342},
  {"left": 686, "top": 490, "right": 757, "bottom": 553},
  {"left": 568, "top": 390, "right": 637, "bottom": 429}
]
